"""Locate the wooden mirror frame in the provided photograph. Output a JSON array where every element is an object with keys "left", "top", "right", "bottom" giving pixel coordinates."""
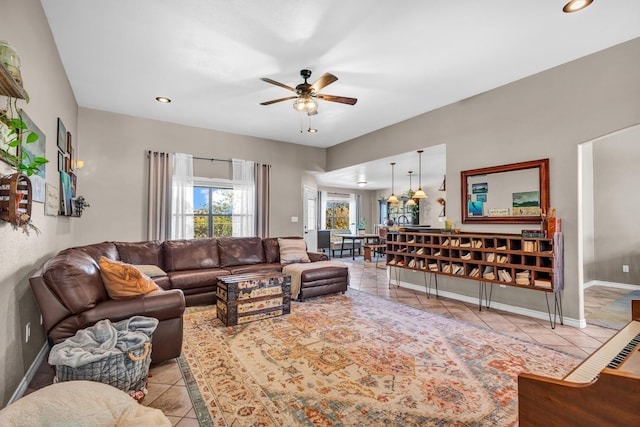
[{"left": 461, "top": 158, "right": 549, "bottom": 224}]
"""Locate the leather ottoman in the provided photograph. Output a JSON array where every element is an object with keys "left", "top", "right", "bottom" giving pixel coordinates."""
[{"left": 297, "top": 264, "right": 349, "bottom": 301}]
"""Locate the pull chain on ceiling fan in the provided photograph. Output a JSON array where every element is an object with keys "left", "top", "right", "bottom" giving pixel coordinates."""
[{"left": 260, "top": 69, "right": 357, "bottom": 116}]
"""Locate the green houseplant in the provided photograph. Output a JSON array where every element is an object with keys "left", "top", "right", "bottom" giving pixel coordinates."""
[
  {"left": 1, "top": 98, "right": 48, "bottom": 176},
  {"left": 1, "top": 98, "right": 48, "bottom": 234}
]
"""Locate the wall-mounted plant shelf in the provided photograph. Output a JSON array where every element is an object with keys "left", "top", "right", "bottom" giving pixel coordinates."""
[
  {"left": 0, "top": 62, "right": 26, "bottom": 99},
  {"left": 0, "top": 173, "right": 32, "bottom": 225}
]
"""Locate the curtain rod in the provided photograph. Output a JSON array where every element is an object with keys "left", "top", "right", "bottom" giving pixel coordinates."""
[{"left": 193, "top": 156, "right": 232, "bottom": 163}]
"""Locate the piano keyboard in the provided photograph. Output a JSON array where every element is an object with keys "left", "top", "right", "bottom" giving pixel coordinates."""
[
  {"left": 564, "top": 320, "right": 640, "bottom": 383},
  {"left": 607, "top": 331, "right": 640, "bottom": 369}
]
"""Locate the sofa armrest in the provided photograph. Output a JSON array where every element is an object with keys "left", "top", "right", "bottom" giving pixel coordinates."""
[
  {"left": 78, "top": 289, "right": 185, "bottom": 327},
  {"left": 308, "top": 251, "right": 329, "bottom": 262}
]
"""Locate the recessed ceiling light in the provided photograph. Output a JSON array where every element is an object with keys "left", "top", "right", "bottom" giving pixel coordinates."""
[
  {"left": 357, "top": 181, "right": 367, "bottom": 187},
  {"left": 307, "top": 128, "right": 318, "bottom": 133},
  {"left": 155, "top": 96, "right": 172, "bottom": 103},
  {"left": 563, "top": 0, "right": 593, "bottom": 13}
]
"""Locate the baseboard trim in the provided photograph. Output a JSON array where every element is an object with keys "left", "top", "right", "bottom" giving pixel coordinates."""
[
  {"left": 391, "top": 280, "right": 583, "bottom": 328},
  {"left": 584, "top": 280, "right": 640, "bottom": 290},
  {"left": 8, "top": 342, "right": 49, "bottom": 405}
]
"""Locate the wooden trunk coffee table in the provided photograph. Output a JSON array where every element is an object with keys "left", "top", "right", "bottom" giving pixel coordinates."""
[{"left": 216, "top": 272, "right": 291, "bottom": 326}]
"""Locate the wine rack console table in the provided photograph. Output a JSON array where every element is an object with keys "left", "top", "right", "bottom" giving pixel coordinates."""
[{"left": 386, "top": 229, "right": 564, "bottom": 327}]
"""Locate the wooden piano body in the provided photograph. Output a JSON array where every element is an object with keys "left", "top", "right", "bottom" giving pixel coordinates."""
[{"left": 518, "top": 299, "right": 640, "bottom": 427}]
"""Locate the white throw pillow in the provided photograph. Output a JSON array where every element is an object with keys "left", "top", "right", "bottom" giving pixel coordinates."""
[{"left": 278, "top": 238, "right": 311, "bottom": 264}]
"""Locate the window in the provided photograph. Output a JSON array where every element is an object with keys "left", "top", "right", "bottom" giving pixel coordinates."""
[
  {"left": 193, "top": 186, "right": 233, "bottom": 237},
  {"left": 325, "top": 201, "right": 350, "bottom": 230}
]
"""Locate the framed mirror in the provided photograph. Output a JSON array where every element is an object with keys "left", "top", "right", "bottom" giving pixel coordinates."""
[{"left": 461, "top": 159, "right": 549, "bottom": 224}]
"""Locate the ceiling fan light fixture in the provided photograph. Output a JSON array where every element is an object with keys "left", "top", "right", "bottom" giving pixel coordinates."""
[
  {"left": 293, "top": 96, "right": 317, "bottom": 113},
  {"left": 562, "top": 0, "right": 593, "bottom": 13}
]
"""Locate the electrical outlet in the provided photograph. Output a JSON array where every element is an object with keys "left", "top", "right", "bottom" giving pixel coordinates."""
[
  {"left": 623, "top": 265, "right": 630, "bottom": 273},
  {"left": 25, "top": 322, "right": 31, "bottom": 343}
]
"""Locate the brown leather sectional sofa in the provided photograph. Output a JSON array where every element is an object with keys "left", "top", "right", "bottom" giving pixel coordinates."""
[{"left": 30, "top": 237, "right": 348, "bottom": 364}]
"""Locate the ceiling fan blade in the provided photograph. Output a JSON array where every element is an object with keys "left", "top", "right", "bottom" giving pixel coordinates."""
[
  {"left": 260, "top": 77, "right": 296, "bottom": 92},
  {"left": 311, "top": 73, "right": 338, "bottom": 92},
  {"left": 260, "top": 96, "right": 298, "bottom": 106},
  {"left": 316, "top": 94, "right": 358, "bottom": 105}
]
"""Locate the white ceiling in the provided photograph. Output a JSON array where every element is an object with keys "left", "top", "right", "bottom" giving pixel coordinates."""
[{"left": 40, "top": 0, "right": 640, "bottom": 190}]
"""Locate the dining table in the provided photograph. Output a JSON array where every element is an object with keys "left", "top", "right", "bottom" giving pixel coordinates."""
[{"left": 335, "top": 233, "right": 380, "bottom": 260}]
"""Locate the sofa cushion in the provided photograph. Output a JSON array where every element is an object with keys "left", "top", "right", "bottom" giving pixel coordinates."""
[
  {"left": 278, "top": 238, "right": 311, "bottom": 264},
  {"left": 262, "top": 237, "right": 281, "bottom": 263},
  {"left": 262, "top": 236, "right": 304, "bottom": 263},
  {"left": 99, "top": 257, "right": 159, "bottom": 299},
  {"left": 115, "top": 241, "right": 164, "bottom": 266},
  {"left": 163, "top": 238, "right": 219, "bottom": 271},
  {"left": 167, "top": 269, "right": 230, "bottom": 291},
  {"left": 60, "top": 242, "right": 119, "bottom": 263},
  {"left": 217, "top": 237, "right": 266, "bottom": 267},
  {"left": 42, "top": 251, "right": 108, "bottom": 315}
]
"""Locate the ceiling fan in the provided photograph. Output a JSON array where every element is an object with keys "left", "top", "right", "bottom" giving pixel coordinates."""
[{"left": 260, "top": 69, "right": 357, "bottom": 115}]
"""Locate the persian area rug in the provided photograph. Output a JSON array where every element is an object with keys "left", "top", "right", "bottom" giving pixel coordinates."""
[
  {"left": 181, "top": 290, "right": 580, "bottom": 426},
  {"left": 587, "top": 289, "right": 640, "bottom": 329}
]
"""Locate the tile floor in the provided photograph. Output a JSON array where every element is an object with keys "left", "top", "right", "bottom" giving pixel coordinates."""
[{"left": 27, "top": 256, "right": 627, "bottom": 426}]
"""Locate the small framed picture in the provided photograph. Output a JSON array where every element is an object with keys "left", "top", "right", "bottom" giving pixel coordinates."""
[
  {"left": 68, "top": 145, "right": 74, "bottom": 172},
  {"left": 57, "top": 118, "right": 66, "bottom": 152},
  {"left": 472, "top": 182, "right": 488, "bottom": 194},
  {"left": 57, "top": 151, "right": 64, "bottom": 171},
  {"left": 64, "top": 154, "right": 70, "bottom": 173},
  {"left": 477, "top": 194, "right": 487, "bottom": 202}
]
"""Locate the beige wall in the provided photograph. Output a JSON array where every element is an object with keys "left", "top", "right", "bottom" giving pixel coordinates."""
[
  {"left": 75, "top": 108, "right": 326, "bottom": 245},
  {"left": 327, "top": 37, "right": 640, "bottom": 321},
  {"left": 591, "top": 125, "right": 640, "bottom": 284},
  {"left": 0, "top": 0, "right": 79, "bottom": 406}
]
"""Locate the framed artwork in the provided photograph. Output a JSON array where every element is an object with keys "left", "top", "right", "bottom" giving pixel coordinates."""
[
  {"left": 58, "top": 151, "right": 64, "bottom": 171},
  {"left": 45, "top": 183, "right": 59, "bottom": 216},
  {"left": 64, "top": 154, "right": 70, "bottom": 173},
  {"left": 472, "top": 182, "right": 488, "bottom": 194},
  {"left": 468, "top": 200, "right": 484, "bottom": 217},
  {"left": 59, "top": 171, "right": 72, "bottom": 215},
  {"left": 57, "top": 118, "right": 66, "bottom": 152},
  {"left": 70, "top": 172, "right": 77, "bottom": 198},
  {"left": 20, "top": 111, "right": 46, "bottom": 203},
  {"left": 476, "top": 194, "right": 487, "bottom": 202},
  {"left": 512, "top": 191, "right": 540, "bottom": 208},
  {"left": 69, "top": 145, "right": 74, "bottom": 172}
]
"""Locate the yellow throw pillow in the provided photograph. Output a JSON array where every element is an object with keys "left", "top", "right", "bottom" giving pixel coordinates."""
[
  {"left": 99, "top": 257, "right": 159, "bottom": 299},
  {"left": 278, "top": 238, "right": 311, "bottom": 264}
]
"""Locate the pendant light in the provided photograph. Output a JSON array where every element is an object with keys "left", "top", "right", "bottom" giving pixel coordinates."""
[
  {"left": 387, "top": 162, "right": 398, "bottom": 203},
  {"left": 413, "top": 150, "right": 427, "bottom": 199},
  {"left": 405, "top": 171, "right": 416, "bottom": 206}
]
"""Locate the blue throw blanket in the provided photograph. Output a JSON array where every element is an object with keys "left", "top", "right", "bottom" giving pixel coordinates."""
[{"left": 48, "top": 316, "right": 158, "bottom": 368}]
